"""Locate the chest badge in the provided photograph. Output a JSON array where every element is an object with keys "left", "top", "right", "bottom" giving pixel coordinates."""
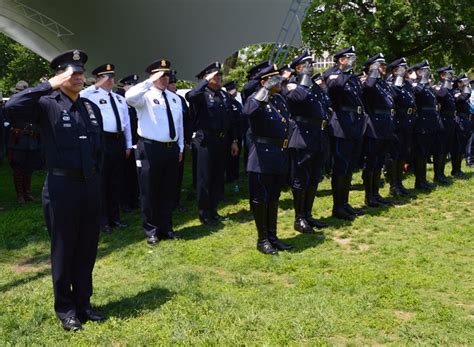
[
  {"left": 153, "top": 99, "right": 160, "bottom": 104},
  {"left": 62, "top": 116, "right": 70, "bottom": 121},
  {"left": 99, "top": 99, "right": 107, "bottom": 104}
]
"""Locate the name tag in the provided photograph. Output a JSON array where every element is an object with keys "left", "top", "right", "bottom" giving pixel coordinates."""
[
  {"left": 63, "top": 123, "right": 71, "bottom": 128},
  {"left": 99, "top": 99, "right": 107, "bottom": 104}
]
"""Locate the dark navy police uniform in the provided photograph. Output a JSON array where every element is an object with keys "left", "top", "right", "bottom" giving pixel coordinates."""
[{"left": 5, "top": 50, "right": 103, "bottom": 323}]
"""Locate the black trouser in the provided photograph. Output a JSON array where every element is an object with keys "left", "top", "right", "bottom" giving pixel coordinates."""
[
  {"left": 389, "top": 131, "right": 413, "bottom": 162},
  {"left": 363, "top": 137, "right": 390, "bottom": 171},
  {"left": 194, "top": 136, "right": 226, "bottom": 214},
  {"left": 248, "top": 172, "right": 285, "bottom": 203},
  {"left": 175, "top": 148, "right": 186, "bottom": 207},
  {"left": 101, "top": 136, "right": 125, "bottom": 225},
  {"left": 136, "top": 138, "right": 179, "bottom": 237},
  {"left": 121, "top": 147, "right": 139, "bottom": 209},
  {"left": 330, "top": 136, "right": 363, "bottom": 175},
  {"left": 225, "top": 136, "right": 241, "bottom": 183},
  {"left": 290, "top": 145, "right": 328, "bottom": 190},
  {"left": 42, "top": 174, "right": 100, "bottom": 320}
]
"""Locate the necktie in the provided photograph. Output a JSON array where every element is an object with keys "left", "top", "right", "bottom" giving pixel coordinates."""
[
  {"left": 109, "top": 92, "right": 122, "bottom": 133},
  {"left": 162, "top": 91, "right": 176, "bottom": 140}
]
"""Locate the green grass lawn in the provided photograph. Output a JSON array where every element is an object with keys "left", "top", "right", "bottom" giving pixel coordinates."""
[{"left": 0, "top": 155, "right": 473, "bottom": 345}]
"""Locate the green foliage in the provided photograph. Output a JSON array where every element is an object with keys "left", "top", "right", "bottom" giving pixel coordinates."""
[
  {"left": 0, "top": 158, "right": 473, "bottom": 345},
  {"left": 0, "top": 33, "right": 51, "bottom": 96},
  {"left": 302, "top": 0, "right": 474, "bottom": 73}
]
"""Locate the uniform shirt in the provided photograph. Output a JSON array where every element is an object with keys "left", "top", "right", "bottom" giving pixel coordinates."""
[
  {"left": 5, "top": 82, "right": 103, "bottom": 174},
  {"left": 80, "top": 86, "right": 132, "bottom": 149},
  {"left": 125, "top": 81, "right": 184, "bottom": 152}
]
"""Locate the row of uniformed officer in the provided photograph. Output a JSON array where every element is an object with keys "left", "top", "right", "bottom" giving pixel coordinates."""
[{"left": 5, "top": 50, "right": 106, "bottom": 331}]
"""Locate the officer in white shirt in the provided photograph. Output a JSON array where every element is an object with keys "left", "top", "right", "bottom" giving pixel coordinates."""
[
  {"left": 125, "top": 59, "right": 184, "bottom": 245},
  {"left": 81, "top": 63, "right": 132, "bottom": 232}
]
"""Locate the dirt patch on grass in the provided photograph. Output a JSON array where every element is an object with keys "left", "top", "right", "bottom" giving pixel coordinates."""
[
  {"left": 14, "top": 255, "right": 50, "bottom": 273},
  {"left": 334, "top": 237, "right": 352, "bottom": 245},
  {"left": 358, "top": 243, "right": 370, "bottom": 251},
  {"left": 394, "top": 310, "right": 415, "bottom": 321}
]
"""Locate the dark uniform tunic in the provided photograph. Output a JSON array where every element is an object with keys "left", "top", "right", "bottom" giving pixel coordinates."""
[
  {"left": 225, "top": 97, "right": 243, "bottom": 183},
  {"left": 185, "top": 79, "right": 237, "bottom": 214},
  {"left": 324, "top": 66, "right": 367, "bottom": 174},
  {"left": 362, "top": 76, "right": 395, "bottom": 170},
  {"left": 5, "top": 82, "right": 103, "bottom": 320},
  {"left": 433, "top": 83, "right": 457, "bottom": 157},
  {"left": 285, "top": 82, "right": 329, "bottom": 188},
  {"left": 388, "top": 80, "right": 416, "bottom": 161},
  {"left": 244, "top": 92, "right": 290, "bottom": 202},
  {"left": 413, "top": 83, "right": 443, "bottom": 158},
  {"left": 453, "top": 88, "right": 472, "bottom": 155}
]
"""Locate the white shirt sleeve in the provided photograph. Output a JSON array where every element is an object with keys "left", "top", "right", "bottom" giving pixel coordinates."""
[
  {"left": 125, "top": 80, "right": 154, "bottom": 108},
  {"left": 178, "top": 109, "right": 184, "bottom": 152},
  {"left": 122, "top": 105, "right": 133, "bottom": 148},
  {"left": 80, "top": 85, "right": 97, "bottom": 99}
]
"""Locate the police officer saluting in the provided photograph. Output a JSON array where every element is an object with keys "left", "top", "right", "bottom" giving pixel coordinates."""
[
  {"left": 411, "top": 61, "right": 443, "bottom": 190},
  {"left": 386, "top": 58, "right": 416, "bottom": 195},
  {"left": 285, "top": 50, "right": 329, "bottom": 233},
  {"left": 243, "top": 64, "right": 292, "bottom": 255},
  {"left": 185, "top": 62, "right": 239, "bottom": 225},
  {"left": 324, "top": 46, "right": 367, "bottom": 220},
  {"left": 361, "top": 53, "right": 394, "bottom": 207},
  {"left": 126, "top": 59, "right": 184, "bottom": 245},
  {"left": 81, "top": 64, "right": 132, "bottom": 232},
  {"left": 5, "top": 50, "right": 106, "bottom": 331}
]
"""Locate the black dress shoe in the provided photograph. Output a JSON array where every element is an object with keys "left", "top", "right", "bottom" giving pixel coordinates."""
[
  {"left": 306, "top": 216, "right": 329, "bottom": 229},
  {"left": 147, "top": 235, "right": 159, "bottom": 246},
  {"left": 77, "top": 309, "right": 107, "bottom": 323},
  {"left": 257, "top": 240, "right": 279, "bottom": 255},
  {"left": 294, "top": 217, "right": 314, "bottom": 234},
  {"left": 344, "top": 203, "right": 365, "bottom": 216},
  {"left": 211, "top": 212, "right": 228, "bottom": 221},
  {"left": 332, "top": 206, "right": 355, "bottom": 221},
  {"left": 60, "top": 316, "right": 83, "bottom": 331},
  {"left": 159, "top": 231, "right": 182, "bottom": 240},
  {"left": 270, "top": 239, "right": 293, "bottom": 251},
  {"left": 110, "top": 221, "right": 128, "bottom": 229}
]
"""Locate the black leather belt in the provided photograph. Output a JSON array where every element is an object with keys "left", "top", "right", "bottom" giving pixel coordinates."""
[
  {"left": 441, "top": 111, "right": 457, "bottom": 117},
  {"left": 398, "top": 107, "right": 415, "bottom": 115},
  {"left": 340, "top": 106, "right": 363, "bottom": 114},
  {"left": 49, "top": 168, "right": 97, "bottom": 179},
  {"left": 373, "top": 109, "right": 396, "bottom": 116},
  {"left": 140, "top": 137, "right": 177, "bottom": 147},
  {"left": 103, "top": 131, "right": 124, "bottom": 139},
  {"left": 252, "top": 135, "right": 288, "bottom": 149},
  {"left": 293, "top": 116, "right": 322, "bottom": 125},
  {"left": 420, "top": 106, "right": 438, "bottom": 112}
]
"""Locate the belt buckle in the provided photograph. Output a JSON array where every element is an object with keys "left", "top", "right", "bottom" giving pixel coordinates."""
[
  {"left": 454, "top": 111, "right": 457, "bottom": 117},
  {"left": 282, "top": 138, "right": 288, "bottom": 149},
  {"left": 321, "top": 120, "right": 327, "bottom": 130},
  {"left": 407, "top": 108, "right": 413, "bottom": 115},
  {"left": 357, "top": 106, "right": 362, "bottom": 114},
  {"left": 391, "top": 109, "right": 395, "bottom": 117},
  {"left": 436, "top": 105, "right": 440, "bottom": 112},
  {"left": 166, "top": 142, "right": 173, "bottom": 147}
]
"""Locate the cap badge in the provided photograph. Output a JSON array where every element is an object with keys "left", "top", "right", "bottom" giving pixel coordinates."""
[
  {"left": 72, "top": 50, "right": 80, "bottom": 61},
  {"left": 161, "top": 60, "right": 166, "bottom": 67}
]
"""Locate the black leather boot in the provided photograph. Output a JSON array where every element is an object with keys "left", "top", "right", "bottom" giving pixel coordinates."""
[
  {"left": 267, "top": 201, "right": 292, "bottom": 251},
  {"left": 373, "top": 169, "right": 391, "bottom": 205},
  {"left": 451, "top": 153, "right": 466, "bottom": 178},
  {"left": 251, "top": 201, "right": 278, "bottom": 255},
  {"left": 387, "top": 160, "right": 402, "bottom": 196},
  {"left": 292, "top": 188, "right": 314, "bottom": 233},
  {"left": 414, "top": 158, "right": 433, "bottom": 190},
  {"left": 13, "top": 172, "right": 26, "bottom": 204},
  {"left": 396, "top": 160, "right": 408, "bottom": 195},
  {"left": 304, "top": 185, "right": 328, "bottom": 229},
  {"left": 363, "top": 170, "right": 381, "bottom": 207},
  {"left": 331, "top": 175, "right": 355, "bottom": 221},
  {"left": 433, "top": 154, "right": 449, "bottom": 184},
  {"left": 343, "top": 174, "right": 365, "bottom": 215}
]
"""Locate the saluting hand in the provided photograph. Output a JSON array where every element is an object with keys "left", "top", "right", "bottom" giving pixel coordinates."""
[
  {"left": 95, "top": 75, "right": 109, "bottom": 88},
  {"left": 125, "top": 149, "right": 132, "bottom": 159},
  {"left": 48, "top": 68, "right": 74, "bottom": 89},
  {"left": 148, "top": 71, "right": 165, "bottom": 83},
  {"left": 205, "top": 70, "right": 219, "bottom": 81},
  {"left": 178, "top": 152, "right": 183, "bottom": 162}
]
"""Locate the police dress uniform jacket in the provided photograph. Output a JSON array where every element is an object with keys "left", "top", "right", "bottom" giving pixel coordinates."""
[
  {"left": 185, "top": 79, "right": 238, "bottom": 142},
  {"left": 390, "top": 82, "right": 416, "bottom": 134},
  {"left": 285, "top": 82, "right": 328, "bottom": 150},
  {"left": 362, "top": 77, "right": 395, "bottom": 139},
  {"left": 243, "top": 92, "right": 290, "bottom": 175},
  {"left": 81, "top": 86, "right": 132, "bottom": 149},
  {"left": 413, "top": 84, "right": 443, "bottom": 134},
  {"left": 325, "top": 66, "right": 367, "bottom": 139},
  {"left": 453, "top": 89, "right": 472, "bottom": 134},
  {"left": 5, "top": 82, "right": 103, "bottom": 175},
  {"left": 433, "top": 84, "right": 457, "bottom": 135}
]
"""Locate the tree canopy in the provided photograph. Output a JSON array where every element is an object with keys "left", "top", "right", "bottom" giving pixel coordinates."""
[{"left": 302, "top": 0, "right": 474, "bottom": 73}]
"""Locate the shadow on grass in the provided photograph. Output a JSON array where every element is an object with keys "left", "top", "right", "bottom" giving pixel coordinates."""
[
  {"left": 283, "top": 232, "right": 326, "bottom": 253},
  {"left": 0, "top": 268, "right": 50, "bottom": 293},
  {"left": 98, "top": 287, "right": 174, "bottom": 319}
]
